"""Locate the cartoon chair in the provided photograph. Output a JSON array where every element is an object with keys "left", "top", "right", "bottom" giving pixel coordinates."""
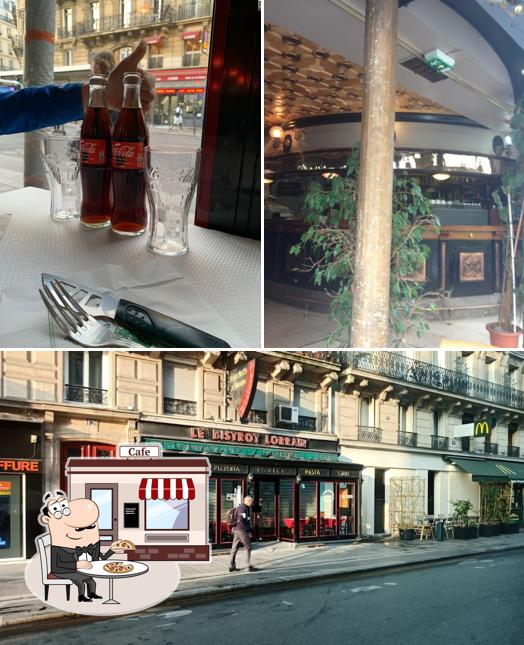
[{"left": 36, "top": 533, "right": 72, "bottom": 601}]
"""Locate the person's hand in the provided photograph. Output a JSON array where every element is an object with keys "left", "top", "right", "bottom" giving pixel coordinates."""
[
  {"left": 103, "top": 40, "right": 156, "bottom": 113},
  {"left": 77, "top": 560, "right": 92, "bottom": 570}
]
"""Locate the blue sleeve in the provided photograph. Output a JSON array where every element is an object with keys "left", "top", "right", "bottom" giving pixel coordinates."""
[{"left": 0, "top": 83, "right": 85, "bottom": 135}]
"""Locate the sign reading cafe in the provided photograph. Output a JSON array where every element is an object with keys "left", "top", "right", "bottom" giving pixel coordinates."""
[{"left": 229, "top": 358, "right": 259, "bottom": 422}]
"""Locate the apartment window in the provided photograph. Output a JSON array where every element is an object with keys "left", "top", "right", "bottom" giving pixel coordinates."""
[
  {"left": 65, "top": 351, "right": 107, "bottom": 404},
  {"left": 63, "top": 49, "right": 73, "bottom": 66},
  {"left": 246, "top": 379, "right": 267, "bottom": 423},
  {"left": 183, "top": 37, "right": 201, "bottom": 67},
  {"left": 294, "top": 384, "right": 316, "bottom": 430},
  {"left": 148, "top": 44, "right": 163, "bottom": 69},
  {"left": 121, "top": 0, "right": 132, "bottom": 27},
  {"left": 118, "top": 46, "right": 132, "bottom": 61},
  {"left": 432, "top": 410, "right": 440, "bottom": 435},
  {"left": 90, "top": 1, "right": 100, "bottom": 31},
  {"left": 63, "top": 7, "right": 73, "bottom": 37},
  {"left": 163, "top": 362, "right": 197, "bottom": 415},
  {"left": 399, "top": 404, "right": 410, "bottom": 432},
  {"left": 360, "top": 396, "right": 374, "bottom": 427}
]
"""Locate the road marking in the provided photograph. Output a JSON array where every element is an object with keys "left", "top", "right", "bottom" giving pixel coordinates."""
[
  {"left": 156, "top": 610, "right": 193, "bottom": 619},
  {"left": 384, "top": 582, "right": 398, "bottom": 586},
  {"left": 351, "top": 585, "right": 382, "bottom": 593},
  {"left": 282, "top": 601, "right": 294, "bottom": 606}
]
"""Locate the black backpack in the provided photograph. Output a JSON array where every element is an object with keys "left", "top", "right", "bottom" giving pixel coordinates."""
[{"left": 226, "top": 506, "right": 238, "bottom": 529}]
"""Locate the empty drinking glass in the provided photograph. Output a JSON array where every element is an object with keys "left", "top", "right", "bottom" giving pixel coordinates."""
[
  {"left": 41, "top": 135, "right": 81, "bottom": 221},
  {"left": 146, "top": 146, "right": 201, "bottom": 256}
]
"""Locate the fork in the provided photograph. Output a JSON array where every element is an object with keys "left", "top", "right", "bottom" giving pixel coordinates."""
[{"left": 39, "top": 280, "right": 146, "bottom": 349}]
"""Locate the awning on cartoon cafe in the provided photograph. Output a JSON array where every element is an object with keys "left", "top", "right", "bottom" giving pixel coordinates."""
[{"left": 139, "top": 424, "right": 363, "bottom": 548}]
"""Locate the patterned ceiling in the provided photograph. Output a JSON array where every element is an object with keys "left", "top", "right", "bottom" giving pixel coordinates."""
[{"left": 264, "top": 23, "right": 456, "bottom": 126}]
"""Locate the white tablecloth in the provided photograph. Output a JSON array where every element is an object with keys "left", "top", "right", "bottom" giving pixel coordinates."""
[{"left": 0, "top": 188, "right": 260, "bottom": 347}]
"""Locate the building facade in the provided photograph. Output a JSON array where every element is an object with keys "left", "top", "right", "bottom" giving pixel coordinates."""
[
  {"left": 0, "top": 0, "right": 19, "bottom": 72},
  {"left": 12, "top": 0, "right": 213, "bottom": 123}
]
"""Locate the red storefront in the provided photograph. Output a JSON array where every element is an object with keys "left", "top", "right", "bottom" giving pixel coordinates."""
[{"left": 151, "top": 67, "right": 208, "bottom": 125}]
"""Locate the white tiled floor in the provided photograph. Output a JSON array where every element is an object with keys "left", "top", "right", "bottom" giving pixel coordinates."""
[{"left": 264, "top": 299, "right": 523, "bottom": 348}]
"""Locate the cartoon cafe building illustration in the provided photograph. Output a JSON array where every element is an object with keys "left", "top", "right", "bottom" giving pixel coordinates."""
[{"left": 66, "top": 445, "right": 211, "bottom": 562}]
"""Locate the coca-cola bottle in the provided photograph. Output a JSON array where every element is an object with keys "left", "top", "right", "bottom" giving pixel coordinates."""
[
  {"left": 80, "top": 75, "right": 113, "bottom": 228},
  {"left": 111, "top": 72, "right": 149, "bottom": 236}
]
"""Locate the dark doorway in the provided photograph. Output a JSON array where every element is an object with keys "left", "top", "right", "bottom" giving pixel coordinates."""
[
  {"left": 428, "top": 471, "right": 435, "bottom": 516},
  {"left": 374, "top": 469, "right": 385, "bottom": 533},
  {"left": 253, "top": 479, "right": 278, "bottom": 540}
]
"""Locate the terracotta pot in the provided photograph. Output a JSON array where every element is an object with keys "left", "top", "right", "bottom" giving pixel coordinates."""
[{"left": 486, "top": 323, "right": 523, "bottom": 348}]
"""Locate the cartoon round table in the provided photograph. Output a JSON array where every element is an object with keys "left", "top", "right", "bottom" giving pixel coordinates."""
[{"left": 88, "top": 561, "right": 149, "bottom": 605}]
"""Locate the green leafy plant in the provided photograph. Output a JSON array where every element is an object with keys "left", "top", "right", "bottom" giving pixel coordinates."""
[
  {"left": 480, "top": 483, "right": 502, "bottom": 525},
  {"left": 451, "top": 499, "right": 474, "bottom": 528},
  {"left": 290, "top": 145, "right": 440, "bottom": 346}
]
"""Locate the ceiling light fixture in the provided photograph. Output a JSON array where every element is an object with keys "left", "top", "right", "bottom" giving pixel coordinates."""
[
  {"left": 432, "top": 173, "right": 450, "bottom": 181},
  {"left": 322, "top": 171, "right": 340, "bottom": 179}
]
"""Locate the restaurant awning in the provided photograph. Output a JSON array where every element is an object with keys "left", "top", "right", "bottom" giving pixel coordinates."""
[
  {"left": 146, "top": 438, "right": 340, "bottom": 463},
  {"left": 138, "top": 478, "right": 195, "bottom": 500},
  {"left": 446, "top": 458, "right": 524, "bottom": 483}
]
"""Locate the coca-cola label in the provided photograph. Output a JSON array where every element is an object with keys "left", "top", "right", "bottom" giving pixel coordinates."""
[
  {"left": 80, "top": 138, "right": 107, "bottom": 165},
  {"left": 112, "top": 142, "right": 145, "bottom": 170}
]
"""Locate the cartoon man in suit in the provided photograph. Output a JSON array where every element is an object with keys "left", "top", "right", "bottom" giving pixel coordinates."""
[{"left": 38, "top": 490, "right": 127, "bottom": 602}]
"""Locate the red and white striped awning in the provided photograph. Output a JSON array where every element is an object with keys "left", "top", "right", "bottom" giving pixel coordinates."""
[{"left": 138, "top": 478, "right": 195, "bottom": 501}]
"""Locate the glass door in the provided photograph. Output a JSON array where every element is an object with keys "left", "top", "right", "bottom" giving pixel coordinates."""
[
  {"left": 85, "top": 484, "right": 118, "bottom": 542},
  {"left": 279, "top": 479, "right": 295, "bottom": 541},
  {"left": 219, "top": 479, "right": 244, "bottom": 544},
  {"left": 338, "top": 482, "right": 356, "bottom": 536},
  {"left": 255, "top": 480, "right": 277, "bottom": 540},
  {"left": 0, "top": 475, "right": 22, "bottom": 559}
]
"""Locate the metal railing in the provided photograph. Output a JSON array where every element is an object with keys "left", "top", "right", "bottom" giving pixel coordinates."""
[
  {"left": 431, "top": 436, "right": 449, "bottom": 450},
  {"left": 342, "top": 352, "right": 524, "bottom": 411},
  {"left": 508, "top": 446, "right": 521, "bottom": 458},
  {"left": 163, "top": 397, "right": 197, "bottom": 416},
  {"left": 484, "top": 443, "right": 499, "bottom": 456},
  {"left": 398, "top": 431, "right": 418, "bottom": 448},
  {"left": 182, "top": 52, "right": 201, "bottom": 67},
  {"left": 177, "top": 0, "right": 212, "bottom": 20},
  {"left": 247, "top": 409, "right": 267, "bottom": 424},
  {"left": 68, "top": 8, "right": 176, "bottom": 38},
  {"left": 297, "top": 416, "right": 316, "bottom": 432},
  {"left": 65, "top": 385, "right": 108, "bottom": 405},
  {"left": 357, "top": 425, "right": 382, "bottom": 443}
]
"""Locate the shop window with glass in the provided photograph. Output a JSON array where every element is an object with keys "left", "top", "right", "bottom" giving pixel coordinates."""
[
  {"left": 319, "top": 482, "right": 336, "bottom": 537},
  {"left": 338, "top": 483, "right": 355, "bottom": 536},
  {"left": 219, "top": 479, "right": 243, "bottom": 543},
  {"left": 279, "top": 479, "right": 294, "bottom": 540},
  {"left": 163, "top": 361, "right": 197, "bottom": 416},
  {"left": 209, "top": 479, "right": 217, "bottom": 544},
  {"left": 65, "top": 351, "right": 107, "bottom": 404},
  {"left": 299, "top": 481, "right": 318, "bottom": 538},
  {"left": 146, "top": 498, "right": 189, "bottom": 530},
  {"left": 257, "top": 481, "right": 277, "bottom": 539},
  {"left": 0, "top": 475, "right": 22, "bottom": 559}
]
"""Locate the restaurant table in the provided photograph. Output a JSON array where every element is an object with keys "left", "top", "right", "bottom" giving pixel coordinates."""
[
  {"left": 88, "top": 560, "right": 149, "bottom": 605},
  {"left": 0, "top": 188, "right": 261, "bottom": 347}
]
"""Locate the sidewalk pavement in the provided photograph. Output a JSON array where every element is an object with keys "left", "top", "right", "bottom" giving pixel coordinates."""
[{"left": 1, "top": 532, "right": 523, "bottom": 629}]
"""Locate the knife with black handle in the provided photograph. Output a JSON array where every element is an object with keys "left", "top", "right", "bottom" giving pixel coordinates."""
[{"left": 114, "top": 299, "right": 231, "bottom": 348}]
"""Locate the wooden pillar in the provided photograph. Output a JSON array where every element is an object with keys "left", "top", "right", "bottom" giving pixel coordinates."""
[
  {"left": 350, "top": 0, "right": 398, "bottom": 347},
  {"left": 23, "top": 0, "right": 56, "bottom": 188}
]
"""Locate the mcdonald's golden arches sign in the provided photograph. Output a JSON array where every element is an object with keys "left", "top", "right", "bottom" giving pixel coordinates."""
[{"left": 474, "top": 419, "right": 491, "bottom": 437}]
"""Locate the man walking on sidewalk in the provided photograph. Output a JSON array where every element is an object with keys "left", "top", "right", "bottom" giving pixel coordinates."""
[{"left": 229, "top": 495, "right": 259, "bottom": 573}]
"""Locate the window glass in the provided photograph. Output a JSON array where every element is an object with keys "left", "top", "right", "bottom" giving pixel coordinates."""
[
  {"left": 319, "top": 482, "right": 335, "bottom": 536},
  {"left": 90, "top": 489, "right": 112, "bottom": 530},
  {"left": 89, "top": 352, "right": 102, "bottom": 390},
  {"left": 68, "top": 352, "right": 84, "bottom": 386},
  {"left": 0, "top": 475, "right": 22, "bottom": 559},
  {"left": 220, "top": 479, "right": 243, "bottom": 543},
  {"left": 299, "top": 481, "right": 317, "bottom": 537},
  {"left": 146, "top": 498, "right": 188, "bottom": 529},
  {"left": 338, "top": 483, "right": 355, "bottom": 536},
  {"left": 279, "top": 479, "right": 294, "bottom": 539},
  {"left": 208, "top": 479, "right": 217, "bottom": 544}
]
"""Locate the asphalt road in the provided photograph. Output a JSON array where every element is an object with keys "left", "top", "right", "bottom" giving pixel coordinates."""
[{"left": 4, "top": 551, "right": 524, "bottom": 645}]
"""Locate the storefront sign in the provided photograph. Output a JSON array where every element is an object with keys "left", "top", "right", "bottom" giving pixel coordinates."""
[
  {"left": 0, "top": 459, "right": 40, "bottom": 473},
  {"left": 474, "top": 419, "right": 491, "bottom": 437},
  {"left": 119, "top": 444, "right": 160, "bottom": 458},
  {"left": 229, "top": 359, "right": 259, "bottom": 422},
  {"left": 211, "top": 463, "right": 249, "bottom": 474},
  {"left": 157, "top": 87, "right": 205, "bottom": 96},
  {"left": 152, "top": 68, "right": 207, "bottom": 83},
  {"left": 298, "top": 467, "right": 330, "bottom": 478},
  {"left": 330, "top": 469, "right": 361, "bottom": 479},
  {"left": 250, "top": 465, "right": 297, "bottom": 476},
  {"left": 190, "top": 427, "right": 308, "bottom": 448},
  {"left": 182, "top": 31, "right": 202, "bottom": 41},
  {"left": 0, "top": 481, "right": 12, "bottom": 496}
]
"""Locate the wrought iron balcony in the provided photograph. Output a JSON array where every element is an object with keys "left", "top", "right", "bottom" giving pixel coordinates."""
[
  {"left": 70, "top": 8, "right": 175, "bottom": 38},
  {"left": 357, "top": 425, "right": 382, "bottom": 443},
  {"left": 398, "top": 431, "right": 418, "bottom": 448},
  {"left": 508, "top": 446, "right": 521, "bottom": 458},
  {"left": 343, "top": 352, "right": 524, "bottom": 411},
  {"left": 164, "top": 397, "right": 197, "bottom": 416},
  {"left": 484, "top": 443, "right": 499, "bottom": 456},
  {"left": 431, "top": 436, "right": 449, "bottom": 450},
  {"left": 177, "top": 0, "right": 212, "bottom": 20},
  {"left": 247, "top": 409, "right": 267, "bottom": 424},
  {"left": 297, "top": 415, "right": 316, "bottom": 432},
  {"left": 65, "top": 385, "right": 108, "bottom": 405}
]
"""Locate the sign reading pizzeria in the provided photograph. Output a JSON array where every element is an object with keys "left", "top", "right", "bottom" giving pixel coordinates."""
[
  {"left": 190, "top": 427, "right": 308, "bottom": 448},
  {"left": 229, "top": 358, "right": 259, "bottom": 422}
]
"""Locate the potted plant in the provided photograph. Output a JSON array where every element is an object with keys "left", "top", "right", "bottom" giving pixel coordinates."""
[
  {"left": 398, "top": 521, "right": 417, "bottom": 541},
  {"left": 479, "top": 484, "right": 502, "bottom": 537},
  {"left": 488, "top": 102, "right": 524, "bottom": 347},
  {"left": 452, "top": 499, "right": 478, "bottom": 539},
  {"left": 290, "top": 145, "right": 440, "bottom": 346}
]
